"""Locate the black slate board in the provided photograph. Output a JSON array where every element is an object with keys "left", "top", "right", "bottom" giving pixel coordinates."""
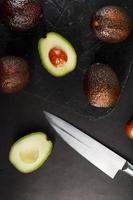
[{"left": 0, "top": 0, "right": 133, "bottom": 120}]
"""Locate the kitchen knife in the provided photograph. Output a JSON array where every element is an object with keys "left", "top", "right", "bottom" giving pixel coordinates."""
[{"left": 44, "top": 111, "right": 133, "bottom": 179}]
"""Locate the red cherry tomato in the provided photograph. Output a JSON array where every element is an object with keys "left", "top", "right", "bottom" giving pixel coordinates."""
[
  {"left": 49, "top": 48, "right": 68, "bottom": 68},
  {"left": 126, "top": 120, "right": 133, "bottom": 140}
]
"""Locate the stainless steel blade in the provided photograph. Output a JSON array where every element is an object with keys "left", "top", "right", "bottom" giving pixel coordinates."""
[{"left": 44, "top": 111, "right": 126, "bottom": 178}]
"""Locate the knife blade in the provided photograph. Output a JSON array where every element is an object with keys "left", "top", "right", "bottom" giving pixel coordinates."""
[{"left": 44, "top": 111, "right": 133, "bottom": 179}]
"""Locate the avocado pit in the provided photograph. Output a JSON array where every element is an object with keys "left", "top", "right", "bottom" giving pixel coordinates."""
[
  {"left": 38, "top": 32, "right": 77, "bottom": 77},
  {"left": 49, "top": 47, "right": 68, "bottom": 68}
]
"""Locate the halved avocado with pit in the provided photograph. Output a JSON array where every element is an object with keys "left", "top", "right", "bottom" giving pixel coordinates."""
[
  {"left": 38, "top": 32, "right": 77, "bottom": 77},
  {"left": 9, "top": 132, "right": 53, "bottom": 173}
]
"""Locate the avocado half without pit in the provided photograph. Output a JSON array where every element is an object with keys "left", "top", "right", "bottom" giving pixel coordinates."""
[
  {"left": 9, "top": 132, "right": 53, "bottom": 173},
  {"left": 38, "top": 32, "right": 77, "bottom": 77}
]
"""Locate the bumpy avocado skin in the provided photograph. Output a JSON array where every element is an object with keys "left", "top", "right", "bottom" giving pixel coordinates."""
[
  {"left": 92, "top": 6, "right": 131, "bottom": 43},
  {"left": 38, "top": 32, "right": 77, "bottom": 77},
  {"left": 0, "top": 56, "right": 31, "bottom": 93},
  {"left": 84, "top": 63, "right": 120, "bottom": 108},
  {"left": 0, "top": 0, "right": 43, "bottom": 31}
]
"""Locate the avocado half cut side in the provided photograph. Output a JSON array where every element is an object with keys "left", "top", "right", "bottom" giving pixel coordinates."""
[
  {"left": 38, "top": 32, "right": 77, "bottom": 77},
  {"left": 9, "top": 132, "right": 53, "bottom": 173}
]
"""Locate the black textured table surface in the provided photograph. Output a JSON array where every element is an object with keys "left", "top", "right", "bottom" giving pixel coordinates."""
[
  {"left": 0, "top": 68, "right": 133, "bottom": 200},
  {"left": 0, "top": 0, "right": 133, "bottom": 199}
]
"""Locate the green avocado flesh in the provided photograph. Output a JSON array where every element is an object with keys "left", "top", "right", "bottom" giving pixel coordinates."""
[
  {"left": 9, "top": 132, "right": 53, "bottom": 173},
  {"left": 38, "top": 32, "right": 77, "bottom": 77}
]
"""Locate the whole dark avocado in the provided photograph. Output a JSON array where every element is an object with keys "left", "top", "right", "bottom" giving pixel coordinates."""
[
  {"left": 91, "top": 6, "right": 131, "bottom": 43},
  {"left": 0, "top": 0, "right": 44, "bottom": 31},
  {"left": 0, "top": 56, "right": 31, "bottom": 93},
  {"left": 84, "top": 63, "right": 120, "bottom": 108}
]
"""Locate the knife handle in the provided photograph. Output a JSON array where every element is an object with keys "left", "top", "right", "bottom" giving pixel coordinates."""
[{"left": 122, "top": 162, "right": 133, "bottom": 177}]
